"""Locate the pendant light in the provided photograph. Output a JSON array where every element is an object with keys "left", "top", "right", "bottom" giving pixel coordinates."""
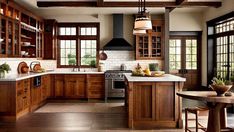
[
  {"left": 133, "top": 29, "right": 147, "bottom": 35},
  {"left": 133, "top": 0, "right": 152, "bottom": 32}
]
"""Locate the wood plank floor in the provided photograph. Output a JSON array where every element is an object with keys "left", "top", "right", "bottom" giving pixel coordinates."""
[{"left": 0, "top": 99, "right": 234, "bottom": 132}]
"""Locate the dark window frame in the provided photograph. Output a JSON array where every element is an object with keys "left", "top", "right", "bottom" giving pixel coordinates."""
[
  {"left": 207, "top": 11, "right": 234, "bottom": 85},
  {"left": 57, "top": 23, "right": 100, "bottom": 68}
]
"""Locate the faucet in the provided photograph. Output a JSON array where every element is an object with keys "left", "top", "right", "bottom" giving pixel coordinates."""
[{"left": 72, "top": 67, "right": 80, "bottom": 72}]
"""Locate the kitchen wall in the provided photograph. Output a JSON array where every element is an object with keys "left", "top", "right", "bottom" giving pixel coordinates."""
[
  {"left": 201, "top": 0, "right": 234, "bottom": 86},
  {"left": 1, "top": 11, "right": 207, "bottom": 75},
  {"left": 169, "top": 11, "right": 203, "bottom": 31}
]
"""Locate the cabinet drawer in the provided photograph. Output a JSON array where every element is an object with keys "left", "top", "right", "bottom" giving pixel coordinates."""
[{"left": 88, "top": 90, "right": 104, "bottom": 99}]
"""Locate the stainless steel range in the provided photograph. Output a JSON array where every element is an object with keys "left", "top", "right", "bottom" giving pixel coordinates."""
[{"left": 105, "top": 70, "right": 132, "bottom": 101}]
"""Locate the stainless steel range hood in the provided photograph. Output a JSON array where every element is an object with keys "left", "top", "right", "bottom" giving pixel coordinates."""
[{"left": 103, "top": 14, "right": 133, "bottom": 51}]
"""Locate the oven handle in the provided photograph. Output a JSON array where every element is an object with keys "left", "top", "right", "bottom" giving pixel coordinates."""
[{"left": 113, "top": 78, "right": 125, "bottom": 81}]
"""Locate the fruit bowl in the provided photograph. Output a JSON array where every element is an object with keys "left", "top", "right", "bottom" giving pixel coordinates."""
[{"left": 210, "top": 84, "right": 232, "bottom": 96}]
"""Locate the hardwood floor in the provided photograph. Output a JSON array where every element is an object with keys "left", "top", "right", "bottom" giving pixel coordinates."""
[{"left": 0, "top": 99, "right": 234, "bottom": 132}]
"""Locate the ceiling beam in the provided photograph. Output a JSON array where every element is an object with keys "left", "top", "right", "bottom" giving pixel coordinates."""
[
  {"left": 97, "top": 0, "right": 104, "bottom": 7},
  {"left": 176, "top": 0, "right": 187, "bottom": 5},
  {"left": 37, "top": 1, "right": 222, "bottom": 8},
  {"left": 37, "top": 1, "right": 97, "bottom": 7}
]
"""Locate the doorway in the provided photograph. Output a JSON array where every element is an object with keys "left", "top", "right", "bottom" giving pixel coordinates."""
[{"left": 169, "top": 32, "right": 201, "bottom": 90}]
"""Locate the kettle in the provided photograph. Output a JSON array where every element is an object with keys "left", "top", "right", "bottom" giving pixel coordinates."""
[{"left": 120, "top": 64, "right": 127, "bottom": 71}]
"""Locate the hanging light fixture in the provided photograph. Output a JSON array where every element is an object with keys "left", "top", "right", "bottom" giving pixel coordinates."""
[
  {"left": 133, "top": 0, "right": 152, "bottom": 33},
  {"left": 133, "top": 29, "right": 147, "bottom": 35}
]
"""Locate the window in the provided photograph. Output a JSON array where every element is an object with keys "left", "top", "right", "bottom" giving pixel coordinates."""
[
  {"left": 57, "top": 23, "right": 99, "bottom": 68},
  {"left": 207, "top": 12, "right": 234, "bottom": 80},
  {"left": 186, "top": 39, "right": 197, "bottom": 70},
  {"left": 169, "top": 39, "right": 181, "bottom": 70}
]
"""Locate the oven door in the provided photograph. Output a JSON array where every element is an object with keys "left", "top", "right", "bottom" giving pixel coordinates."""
[{"left": 108, "top": 78, "right": 125, "bottom": 97}]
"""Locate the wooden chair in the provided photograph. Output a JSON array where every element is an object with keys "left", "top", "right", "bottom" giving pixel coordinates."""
[{"left": 185, "top": 107, "right": 209, "bottom": 132}]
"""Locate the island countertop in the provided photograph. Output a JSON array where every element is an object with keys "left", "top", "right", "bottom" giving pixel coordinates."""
[{"left": 124, "top": 73, "right": 186, "bottom": 82}]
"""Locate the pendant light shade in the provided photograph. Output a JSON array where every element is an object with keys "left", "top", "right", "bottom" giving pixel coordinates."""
[
  {"left": 133, "top": 29, "right": 146, "bottom": 35},
  {"left": 134, "top": 17, "right": 152, "bottom": 30},
  {"left": 133, "top": 0, "right": 152, "bottom": 35}
]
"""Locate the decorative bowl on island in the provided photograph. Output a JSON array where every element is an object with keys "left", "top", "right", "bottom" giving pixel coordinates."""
[{"left": 210, "top": 84, "right": 232, "bottom": 96}]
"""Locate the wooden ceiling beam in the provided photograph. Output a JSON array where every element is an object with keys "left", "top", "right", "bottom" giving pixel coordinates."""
[
  {"left": 176, "top": 0, "right": 187, "bottom": 5},
  {"left": 37, "top": 1, "right": 222, "bottom": 8},
  {"left": 37, "top": 1, "right": 97, "bottom": 7}
]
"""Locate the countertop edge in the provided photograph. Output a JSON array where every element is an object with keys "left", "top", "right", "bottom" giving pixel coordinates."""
[{"left": 0, "top": 71, "right": 105, "bottom": 82}]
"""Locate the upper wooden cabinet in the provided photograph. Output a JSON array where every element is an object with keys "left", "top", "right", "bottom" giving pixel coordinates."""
[
  {"left": 0, "top": 0, "right": 44, "bottom": 58},
  {"left": 136, "top": 20, "right": 164, "bottom": 60},
  {"left": 43, "top": 19, "right": 57, "bottom": 60}
]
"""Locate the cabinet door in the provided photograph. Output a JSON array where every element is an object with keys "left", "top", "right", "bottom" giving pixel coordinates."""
[
  {"left": 87, "top": 74, "right": 104, "bottom": 99},
  {"left": 54, "top": 75, "right": 64, "bottom": 97},
  {"left": 133, "top": 83, "right": 156, "bottom": 121},
  {"left": 64, "top": 75, "right": 86, "bottom": 98},
  {"left": 155, "top": 83, "right": 175, "bottom": 121}
]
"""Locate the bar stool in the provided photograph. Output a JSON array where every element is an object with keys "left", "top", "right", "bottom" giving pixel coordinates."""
[{"left": 185, "top": 107, "right": 209, "bottom": 132}]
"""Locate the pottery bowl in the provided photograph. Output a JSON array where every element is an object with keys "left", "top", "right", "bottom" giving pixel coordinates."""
[{"left": 210, "top": 84, "right": 233, "bottom": 96}]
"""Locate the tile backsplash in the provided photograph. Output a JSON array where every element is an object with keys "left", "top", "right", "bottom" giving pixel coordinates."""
[
  {"left": 0, "top": 51, "right": 163, "bottom": 75},
  {"left": 100, "top": 51, "right": 163, "bottom": 71}
]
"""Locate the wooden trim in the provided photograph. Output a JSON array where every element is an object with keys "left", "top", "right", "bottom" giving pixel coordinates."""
[
  {"left": 57, "top": 23, "right": 100, "bottom": 68},
  {"left": 207, "top": 11, "right": 234, "bottom": 25},
  {"left": 37, "top": 1, "right": 97, "bottom": 7},
  {"left": 37, "top": 1, "right": 221, "bottom": 8},
  {"left": 176, "top": 0, "right": 186, "bottom": 5},
  {"left": 164, "top": 8, "right": 170, "bottom": 73}
]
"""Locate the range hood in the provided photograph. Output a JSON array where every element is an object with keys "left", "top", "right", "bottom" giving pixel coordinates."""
[{"left": 103, "top": 14, "right": 133, "bottom": 51}]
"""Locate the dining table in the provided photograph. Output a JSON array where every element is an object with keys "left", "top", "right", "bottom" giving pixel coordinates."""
[{"left": 177, "top": 91, "right": 234, "bottom": 132}]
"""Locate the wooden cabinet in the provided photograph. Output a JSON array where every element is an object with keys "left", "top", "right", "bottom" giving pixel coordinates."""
[
  {"left": 54, "top": 75, "right": 64, "bottom": 97},
  {"left": 43, "top": 19, "right": 57, "bottom": 59},
  {"left": 0, "top": 2, "right": 21, "bottom": 57},
  {"left": 136, "top": 20, "right": 164, "bottom": 60},
  {"left": 16, "top": 79, "right": 30, "bottom": 114},
  {"left": 64, "top": 75, "right": 86, "bottom": 98},
  {"left": 127, "top": 81, "right": 183, "bottom": 129},
  {"left": 0, "top": 0, "right": 44, "bottom": 58},
  {"left": 87, "top": 74, "right": 105, "bottom": 99}
]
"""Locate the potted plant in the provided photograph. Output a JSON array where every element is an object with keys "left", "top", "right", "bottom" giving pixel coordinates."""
[
  {"left": 210, "top": 77, "right": 232, "bottom": 96},
  {"left": 0, "top": 63, "right": 11, "bottom": 78}
]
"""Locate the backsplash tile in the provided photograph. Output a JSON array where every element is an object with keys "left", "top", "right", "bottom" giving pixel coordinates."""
[{"left": 0, "top": 51, "right": 163, "bottom": 75}]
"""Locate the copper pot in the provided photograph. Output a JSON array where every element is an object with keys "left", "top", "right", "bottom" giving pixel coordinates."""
[
  {"left": 99, "top": 50, "right": 107, "bottom": 60},
  {"left": 21, "top": 66, "right": 29, "bottom": 73}
]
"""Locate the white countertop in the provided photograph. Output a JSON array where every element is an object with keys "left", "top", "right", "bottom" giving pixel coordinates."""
[
  {"left": 0, "top": 71, "right": 104, "bottom": 81},
  {"left": 124, "top": 73, "right": 186, "bottom": 82}
]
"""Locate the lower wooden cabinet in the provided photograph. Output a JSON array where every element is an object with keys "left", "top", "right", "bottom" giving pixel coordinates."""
[
  {"left": 31, "top": 75, "right": 50, "bottom": 111},
  {"left": 54, "top": 75, "right": 64, "bottom": 97},
  {"left": 52, "top": 74, "right": 105, "bottom": 99},
  {"left": 64, "top": 75, "right": 86, "bottom": 98},
  {"left": 127, "top": 82, "right": 182, "bottom": 129},
  {"left": 16, "top": 79, "right": 30, "bottom": 114},
  {"left": 87, "top": 74, "right": 105, "bottom": 99}
]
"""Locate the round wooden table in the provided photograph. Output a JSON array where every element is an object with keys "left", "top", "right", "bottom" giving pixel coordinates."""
[{"left": 177, "top": 91, "right": 234, "bottom": 132}]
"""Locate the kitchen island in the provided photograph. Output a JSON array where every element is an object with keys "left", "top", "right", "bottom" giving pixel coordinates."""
[{"left": 124, "top": 73, "right": 186, "bottom": 129}]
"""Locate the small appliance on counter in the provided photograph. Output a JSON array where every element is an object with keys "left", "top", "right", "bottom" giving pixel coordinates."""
[{"left": 120, "top": 64, "right": 127, "bottom": 71}]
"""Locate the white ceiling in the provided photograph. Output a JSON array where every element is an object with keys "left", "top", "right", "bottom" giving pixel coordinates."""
[{"left": 15, "top": 0, "right": 212, "bottom": 16}]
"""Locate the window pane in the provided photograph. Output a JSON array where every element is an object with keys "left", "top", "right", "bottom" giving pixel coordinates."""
[
  {"left": 92, "top": 27, "right": 97, "bottom": 35},
  {"left": 169, "top": 39, "right": 181, "bottom": 71},
  {"left": 71, "top": 28, "right": 76, "bottom": 35},
  {"left": 81, "top": 28, "right": 86, "bottom": 35},
  {"left": 87, "top": 28, "right": 92, "bottom": 35},
  {"left": 60, "top": 28, "right": 65, "bottom": 35},
  {"left": 80, "top": 40, "right": 97, "bottom": 66},
  {"left": 59, "top": 40, "right": 77, "bottom": 66}
]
